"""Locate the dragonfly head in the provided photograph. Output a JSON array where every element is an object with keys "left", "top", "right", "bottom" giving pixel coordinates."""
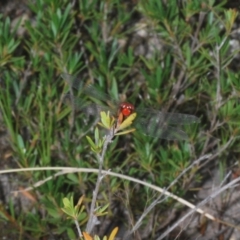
[{"left": 119, "top": 102, "right": 135, "bottom": 117}]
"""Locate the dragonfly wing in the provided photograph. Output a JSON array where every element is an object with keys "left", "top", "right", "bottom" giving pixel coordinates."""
[
  {"left": 61, "top": 73, "right": 86, "bottom": 91},
  {"left": 61, "top": 73, "right": 111, "bottom": 103},
  {"left": 136, "top": 108, "right": 199, "bottom": 125},
  {"left": 63, "top": 93, "right": 109, "bottom": 118},
  {"left": 134, "top": 115, "right": 190, "bottom": 140}
]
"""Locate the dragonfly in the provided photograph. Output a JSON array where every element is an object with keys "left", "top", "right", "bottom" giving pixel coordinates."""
[{"left": 62, "top": 74, "right": 200, "bottom": 140}]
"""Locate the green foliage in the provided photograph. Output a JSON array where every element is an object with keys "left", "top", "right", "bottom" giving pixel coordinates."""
[
  {"left": 61, "top": 195, "right": 87, "bottom": 222},
  {"left": 0, "top": 16, "right": 24, "bottom": 68},
  {"left": 86, "top": 127, "right": 104, "bottom": 154},
  {"left": 0, "top": 0, "right": 240, "bottom": 238}
]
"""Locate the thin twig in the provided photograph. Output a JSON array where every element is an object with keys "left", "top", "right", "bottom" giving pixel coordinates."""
[
  {"left": 5, "top": 161, "right": 240, "bottom": 231},
  {"left": 102, "top": 1, "right": 108, "bottom": 43},
  {"left": 74, "top": 219, "right": 83, "bottom": 238},
  {"left": 126, "top": 194, "right": 168, "bottom": 237},
  {"left": 86, "top": 130, "right": 114, "bottom": 234},
  {"left": 199, "top": 136, "right": 234, "bottom": 169},
  {"left": 215, "top": 36, "right": 227, "bottom": 110},
  {"left": 157, "top": 172, "right": 240, "bottom": 240},
  {"left": 125, "top": 154, "right": 211, "bottom": 237}
]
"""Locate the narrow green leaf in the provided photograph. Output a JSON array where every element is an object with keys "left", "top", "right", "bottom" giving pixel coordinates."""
[
  {"left": 86, "top": 136, "right": 97, "bottom": 149},
  {"left": 100, "top": 111, "right": 112, "bottom": 129},
  {"left": 97, "top": 203, "right": 109, "bottom": 214},
  {"left": 62, "top": 197, "right": 71, "bottom": 207},
  {"left": 94, "top": 127, "right": 99, "bottom": 144},
  {"left": 118, "top": 113, "right": 137, "bottom": 130},
  {"left": 115, "top": 128, "right": 136, "bottom": 136}
]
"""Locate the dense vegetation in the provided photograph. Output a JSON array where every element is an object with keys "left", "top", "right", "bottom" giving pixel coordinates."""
[{"left": 0, "top": 0, "right": 240, "bottom": 239}]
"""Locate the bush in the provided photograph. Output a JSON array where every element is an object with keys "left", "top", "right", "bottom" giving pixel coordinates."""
[{"left": 0, "top": 0, "right": 240, "bottom": 239}]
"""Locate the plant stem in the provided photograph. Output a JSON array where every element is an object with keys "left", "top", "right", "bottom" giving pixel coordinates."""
[
  {"left": 86, "top": 130, "right": 114, "bottom": 233},
  {"left": 74, "top": 219, "right": 82, "bottom": 238}
]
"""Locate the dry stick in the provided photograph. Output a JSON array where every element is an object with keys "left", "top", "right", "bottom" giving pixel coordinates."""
[
  {"left": 219, "top": 171, "right": 232, "bottom": 188},
  {"left": 169, "top": 170, "right": 233, "bottom": 240},
  {"left": 199, "top": 136, "right": 234, "bottom": 170},
  {"left": 181, "top": 12, "right": 206, "bottom": 92},
  {"left": 102, "top": 1, "right": 108, "bottom": 44},
  {"left": 4, "top": 163, "right": 240, "bottom": 232},
  {"left": 206, "top": 36, "right": 227, "bottom": 142},
  {"left": 126, "top": 193, "right": 168, "bottom": 238},
  {"left": 215, "top": 37, "right": 227, "bottom": 110},
  {"left": 157, "top": 173, "right": 240, "bottom": 240},
  {"left": 126, "top": 154, "right": 212, "bottom": 237},
  {"left": 190, "top": 11, "right": 206, "bottom": 53},
  {"left": 167, "top": 34, "right": 188, "bottom": 112}
]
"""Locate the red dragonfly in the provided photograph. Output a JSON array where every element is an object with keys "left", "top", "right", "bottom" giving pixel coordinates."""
[{"left": 62, "top": 74, "right": 199, "bottom": 140}]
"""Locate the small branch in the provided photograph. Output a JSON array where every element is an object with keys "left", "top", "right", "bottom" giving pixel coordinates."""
[
  {"left": 102, "top": 1, "right": 108, "bottom": 43},
  {"left": 125, "top": 154, "right": 211, "bottom": 236},
  {"left": 157, "top": 171, "right": 240, "bottom": 240},
  {"left": 215, "top": 37, "right": 227, "bottom": 110},
  {"left": 5, "top": 162, "right": 240, "bottom": 232},
  {"left": 199, "top": 135, "right": 234, "bottom": 169},
  {"left": 86, "top": 130, "right": 114, "bottom": 234},
  {"left": 74, "top": 219, "right": 83, "bottom": 238}
]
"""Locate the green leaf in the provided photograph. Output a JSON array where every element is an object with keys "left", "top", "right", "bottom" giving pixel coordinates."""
[
  {"left": 61, "top": 196, "right": 75, "bottom": 217},
  {"left": 110, "top": 77, "right": 118, "bottom": 100},
  {"left": 118, "top": 113, "right": 137, "bottom": 131},
  {"left": 94, "top": 127, "right": 99, "bottom": 144},
  {"left": 100, "top": 111, "right": 112, "bottom": 129},
  {"left": 97, "top": 138, "right": 105, "bottom": 149},
  {"left": 86, "top": 136, "right": 97, "bottom": 149},
  {"left": 96, "top": 203, "right": 109, "bottom": 215},
  {"left": 115, "top": 128, "right": 136, "bottom": 136}
]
